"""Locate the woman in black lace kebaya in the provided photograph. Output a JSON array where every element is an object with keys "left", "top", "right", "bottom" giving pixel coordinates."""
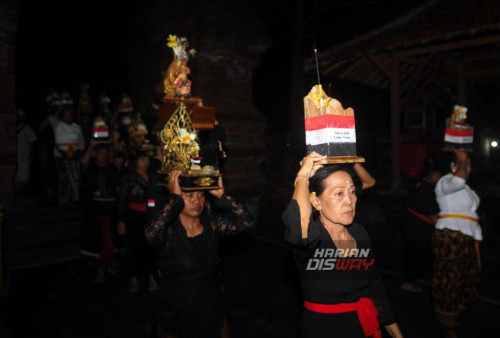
[{"left": 145, "top": 170, "right": 254, "bottom": 338}]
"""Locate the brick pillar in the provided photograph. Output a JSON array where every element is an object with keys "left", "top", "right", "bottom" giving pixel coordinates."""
[
  {"left": 0, "top": 0, "right": 20, "bottom": 226},
  {"left": 128, "top": 0, "right": 271, "bottom": 199}
]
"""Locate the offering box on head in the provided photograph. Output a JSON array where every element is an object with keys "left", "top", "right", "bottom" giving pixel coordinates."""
[
  {"left": 155, "top": 34, "right": 223, "bottom": 190},
  {"left": 444, "top": 104, "right": 474, "bottom": 151},
  {"left": 156, "top": 97, "right": 216, "bottom": 131},
  {"left": 304, "top": 85, "right": 364, "bottom": 164},
  {"left": 92, "top": 117, "right": 110, "bottom": 143}
]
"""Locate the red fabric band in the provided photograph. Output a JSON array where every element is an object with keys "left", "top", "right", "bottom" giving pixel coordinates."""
[
  {"left": 127, "top": 202, "right": 147, "bottom": 212},
  {"left": 304, "top": 114, "right": 355, "bottom": 131},
  {"left": 445, "top": 128, "right": 474, "bottom": 137},
  {"left": 406, "top": 206, "right": 435, "bottom": 225},
  {"left": 304, "top": 298, "right": 381, "bottom": 338}
]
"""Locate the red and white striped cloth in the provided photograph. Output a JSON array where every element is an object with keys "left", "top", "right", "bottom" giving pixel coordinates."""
[{"left": 444, "top": 128, "right": 473, "bottom": 144}]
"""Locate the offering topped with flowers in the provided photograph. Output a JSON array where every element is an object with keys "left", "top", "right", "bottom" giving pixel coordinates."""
[{"left": 163, "top": 35, "right": 196, "bottom": 98}]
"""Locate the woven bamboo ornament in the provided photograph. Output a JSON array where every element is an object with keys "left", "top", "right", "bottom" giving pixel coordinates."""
[
  {"left": 158, "top": 103, "right": 221, "bottom": 190},
  {"left": 160, "top": 103, "right": 200, "bottom": 172}
]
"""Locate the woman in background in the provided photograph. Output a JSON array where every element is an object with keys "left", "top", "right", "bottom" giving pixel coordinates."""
[
  {"left": 432, "top": 148, "right": 481, "bottom": 336},
  {"left": 117, "top": 151, "right": 158, "bottom": 293},
  {"left": 401, "top": 158, "right": 441, "bottom": 292}
]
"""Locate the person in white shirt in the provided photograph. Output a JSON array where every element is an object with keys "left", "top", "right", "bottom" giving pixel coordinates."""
[
  {"left": 432, "top": 147, "right": 481, "bottom": 335},
  {"left": 50, "top": 107, "right": 85, "bottom": 204},
  {"left": 15, "top": 109, "right": 37, "bottom": 193}
]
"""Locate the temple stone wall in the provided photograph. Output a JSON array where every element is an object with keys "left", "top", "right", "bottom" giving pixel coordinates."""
[
  {"left": 0, "top": 0, "right": 19, "bottom": 225},
  {"left": 128, "top": 0, "right": 270, "bottom": 198}
]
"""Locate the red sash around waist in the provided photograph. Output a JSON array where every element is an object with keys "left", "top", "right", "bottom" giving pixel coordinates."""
[
  {"left": 304, "top": 298, "right": 381, "bottom": 338},
  {"left": 127, "top": 202, "right": 147, "bottom": 212},
  {"left": 406, "top": 206, "right": 435, "bottom": 225}
]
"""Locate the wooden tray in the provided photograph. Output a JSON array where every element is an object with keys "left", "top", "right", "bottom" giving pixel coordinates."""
[{"left": 315, "top": 156, "right": 365, "bottom": 164}]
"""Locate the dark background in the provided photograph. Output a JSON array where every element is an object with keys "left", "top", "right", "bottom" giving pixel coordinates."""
[
  {"left": 4, "top": 2, "right": 500, "bottom": 337},
  {"left": 15, "top": 0, "right": 421, "bottom": 131}
]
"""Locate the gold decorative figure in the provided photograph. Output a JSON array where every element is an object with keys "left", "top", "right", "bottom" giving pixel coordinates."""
[
  {"left": 447, "top": 104, "right": 469, "bottom": 129},
  {"left": 128, "top": 114, "right": 151, "bottom": 156},
  {"left": 163, "top": 35, "right": 196, "bottom": 98},
  {"left": 159, "top": 103, "right": 200, "bottom": 173},
  {"left": 110, "top": 129, "right": 127, "bottom": 156},
  {"left": 444, "top": 104, "right": 474, "bottom": 151},
  {"left": 193, "top": 177, "right": 215, "bottom": 187}
]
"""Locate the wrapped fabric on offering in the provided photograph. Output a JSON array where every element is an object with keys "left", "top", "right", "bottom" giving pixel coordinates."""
[
  {"left": 304, "top": 84, "right": 364, "bottom": 164},
  {"left": 46, "top": 90, "right": 62, "bottom": 107},
  {"left": 444, "top": 104, "right": 474, "bottom": 151},
  {"left": 118, "top": 94, "right": 134, "bottom": 113},
  {"left": 92, "top": 117, "right": 110, "bottom": 143},
  {"left": 60, "top": 92, "right": 74, "bottom": 106}
]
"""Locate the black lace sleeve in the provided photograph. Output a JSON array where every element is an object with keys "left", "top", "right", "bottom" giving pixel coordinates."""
[
  {"left": 210, "top": 194, "right": 254, "bottom": 236},
  {"left": 144, "top": 194, "right": 184, "bottom": 248}
]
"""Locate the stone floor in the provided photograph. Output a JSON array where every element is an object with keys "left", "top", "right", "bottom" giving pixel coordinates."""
[
  {"left": 2, "top": 168, "right": 500, "bottom": 337},
  {"left": 1, "top": 233, "right": 500, "bottom": 338}
]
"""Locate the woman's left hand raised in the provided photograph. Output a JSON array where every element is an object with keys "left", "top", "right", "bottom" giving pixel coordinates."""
[{"left": 208, "top": 176, "right": 225, "bottom": 199}]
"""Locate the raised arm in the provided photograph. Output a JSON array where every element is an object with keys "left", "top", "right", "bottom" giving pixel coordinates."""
[
  {"left": 81, "top": 139, "right": 96, "bottom": 170},
  {"left": 76, "top": 125, "right": 85, "bottom": 151},
  {"left": 47, "top": 112, "right": 60, "bottom": 130},
  {"left": 353, "top": 163, "right": 376, "bottom": 190},
  {"left": 145, "top": 170, "right": 184, "bottom": 247},
  {"left": 211, "top": 194, "right": 254, "bottom": 235},
  {"left": 145, "top": 193, "right": 184, "bottom": 247},
  {"left": 209, "top": 176, "right": 254, "bottom": 235},
  {"left": 440, "top": 148, "right": 469, "bottom": 195},
  {"left": 293, "top": 152, "right": 326, "bottom": 239}
]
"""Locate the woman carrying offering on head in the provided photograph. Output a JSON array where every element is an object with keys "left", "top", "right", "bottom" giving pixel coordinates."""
[
  {"left": 145, "top": 170, "right": 254, "bottom": 338},
  {"left": 282, "top": 151, "right": 403, "bottom": 338},
  {"left": 432, "top": 148, "right": 481, "bottom": 335}
]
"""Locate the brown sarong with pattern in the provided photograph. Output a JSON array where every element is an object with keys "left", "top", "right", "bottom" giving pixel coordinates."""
[{"left": 431, "top": 228, "right": 480, "bottom": 326}]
